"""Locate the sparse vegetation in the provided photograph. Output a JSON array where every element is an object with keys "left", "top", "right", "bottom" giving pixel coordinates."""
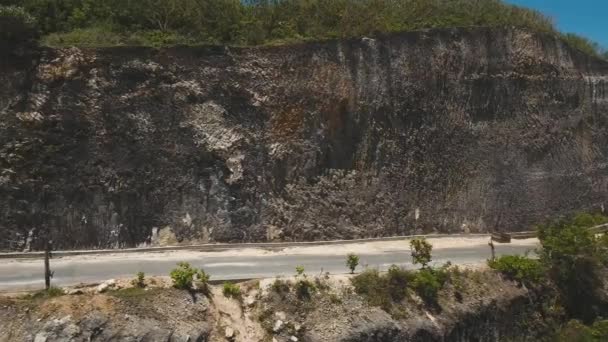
[
  {"left": 346, "top": 253, "right": 360, "bottom": 274},
  {"left": 270, "top": 278, "right": 291, "bottom": 295},
  {"left": 20, "top": 286, "right": 65, "bottom": 300},
  {"left": 294, "top": 278, "right": 316, "bottom": 300},
  {"left": 222, "top": 282, "right": 242, "bottom": 299},
  {"left": 295, "top": 265, "right": 305, "bottom": 277}
]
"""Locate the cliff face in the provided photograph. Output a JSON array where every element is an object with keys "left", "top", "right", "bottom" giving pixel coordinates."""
[{"left": 1, "top": 27, "right": 608, "bottom": 250}]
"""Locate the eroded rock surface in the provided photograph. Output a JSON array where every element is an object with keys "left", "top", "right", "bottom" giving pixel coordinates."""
[{"left": 1, "top": 28, "right": 608, "bottom": 249}]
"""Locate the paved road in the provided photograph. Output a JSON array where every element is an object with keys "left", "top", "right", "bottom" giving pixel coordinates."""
[{"left": 0, "top": 237, "right": 538, "bottom": 291}]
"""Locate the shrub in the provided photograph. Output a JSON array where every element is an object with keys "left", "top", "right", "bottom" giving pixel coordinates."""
[
  {"left": 295, "top": 278, "right": 317, "bottom": 300},
  {"left": 195, "top": 269, "right": 211, "bottom": 294},
  {"left": 351, "top": 266, "right": 414, "bottom": 311},
  {"left": 537, "top": 213, "right": 608, "bottom": 322},
  {"left": 222, "top": 282, "right": 242, "bottom": 299},
  {"left": 410, "top": 238, "right": 433, "bottom": 268},
  {"left": 346, "top": 253, "right": 360, "bottom": 274},
  {"left": 170, "top": 262, "right": 209, "bottom": 291},
  {"left": 488, "top": 255, "right": 544, "bottom": 286},
  {"left": 295, "top": 266, "right": 305, "bottom": 277},
  {"left": 386, "top": 265, "right": 414, "bottom": 302},
  {"left": 132, "top": 272, "right": 146, "bottom": 288},
  {"left": 352, "top": 269, "right": 391, "bottom": 309},
  {"left": 270, "top": 278, "right": 291, "bottom": 295},
  {"left": 411, "top": 268, "right": 445, "bottom": 304}
]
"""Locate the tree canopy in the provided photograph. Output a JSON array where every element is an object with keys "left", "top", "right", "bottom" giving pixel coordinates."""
[{"left": 0, "top": 0, "right": 605, "bottom": 58}]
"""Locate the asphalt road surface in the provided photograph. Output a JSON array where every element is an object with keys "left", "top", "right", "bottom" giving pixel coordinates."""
[{"left": 0, "top": 237, "right": 538, "bottom": 291}]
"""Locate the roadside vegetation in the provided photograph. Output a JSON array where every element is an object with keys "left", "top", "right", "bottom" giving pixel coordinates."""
[
  {"left": 348, "top": 212, "right": 608, "bottom": 337},
  {"left": 488, "top": 212, "right": 608, "bottom": 339},
  {"left": 0, "top": 0, "right": 605, "bottom": 58},
  {"left": 19, "top": 286, "right": 65, "bottom": 300}
]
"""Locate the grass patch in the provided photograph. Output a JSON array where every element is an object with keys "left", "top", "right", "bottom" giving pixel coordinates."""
[
  {"left": 222, "top": 282, "right": 242, "bottom": 299},
  {"left": 19, "top": 286, "right": 65, "bottom": 300}
]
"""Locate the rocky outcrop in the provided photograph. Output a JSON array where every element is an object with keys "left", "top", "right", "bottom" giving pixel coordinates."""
[
  {"left": 1, "top": 27, "right": 608, "bottom": 250},
  {"left": 0, "top": 288, "right": 212, "bottom": 342}
]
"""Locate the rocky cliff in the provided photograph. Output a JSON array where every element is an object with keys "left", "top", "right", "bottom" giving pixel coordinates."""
[{"left": 1, "top": 27, "right": 608, "bottom": 250}]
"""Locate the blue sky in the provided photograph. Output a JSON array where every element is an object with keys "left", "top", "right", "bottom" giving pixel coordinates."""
[{"left": 506, "top": 0, "right": 607, "bottom": 49}]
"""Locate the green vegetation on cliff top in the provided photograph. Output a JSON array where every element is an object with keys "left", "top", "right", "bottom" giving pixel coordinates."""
[{"left": 0, "top": 0, "right": 606, "bottom": 59}]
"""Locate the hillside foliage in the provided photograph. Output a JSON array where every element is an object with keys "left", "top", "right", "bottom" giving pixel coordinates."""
[{"left": 0, "top": 0, "right": 605, "bottom": 58}]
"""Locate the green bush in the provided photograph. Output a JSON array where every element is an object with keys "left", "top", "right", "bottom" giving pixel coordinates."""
[
  {"left": 488, "top": 255, "right": 544, "bottom": 286},
  {"left": 537, "top": 213, "right": 608, "bottom": 322},
  {"left": 222, "top": 282, "right": 241, "bottom": 299},
  {"left": 411, "top": 268, "right": 447, "bottom": 304},
  {"left": 346, "top": 253, "right": 360, "bottom": 274},
  {"left": 295, "top": 266, "right": 305, "bottom": 277},
  {"left": 170, "top": 262, "right": 209, "bottom": 291}
]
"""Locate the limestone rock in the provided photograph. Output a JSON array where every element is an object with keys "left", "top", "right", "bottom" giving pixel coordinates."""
[
  {"left": 273, "top": 320, "right": 284, "bottom": 333},
  {"left": 96, "top": 279, "right": 116, "bottom": 293}
]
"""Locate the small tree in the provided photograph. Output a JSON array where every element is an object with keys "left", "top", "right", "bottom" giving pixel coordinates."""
[
  {"left": 410, "top": 238, "right": 433, "bottom": 268},
  {"left": 132, "top": 272, "right": 146, "bottom": 288},
  {"left": 346, "top": 253, "right": 360, "bottom": 274}
]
